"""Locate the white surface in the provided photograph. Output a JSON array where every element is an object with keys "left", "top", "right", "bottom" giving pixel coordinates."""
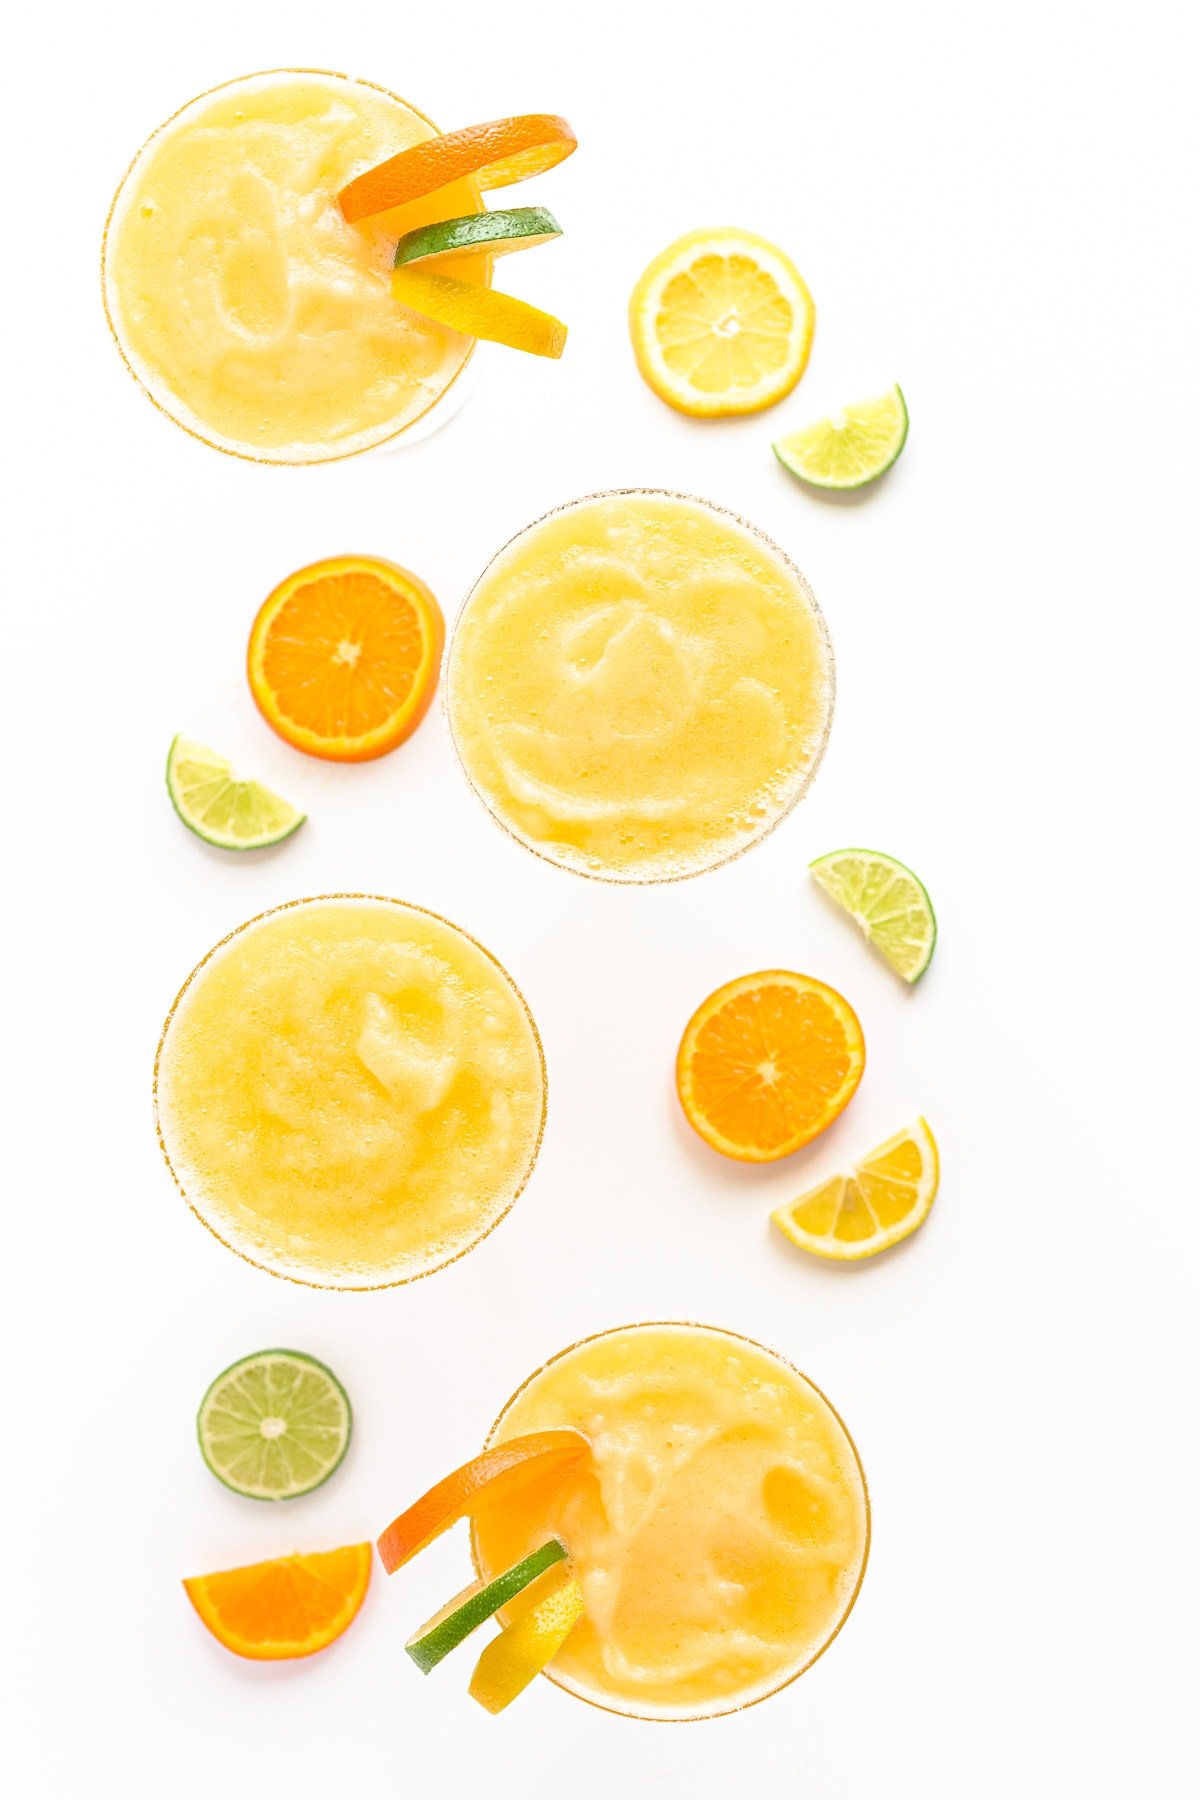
[{"left": 4, "top": 2, "right": 1197, "bottom": 1794}]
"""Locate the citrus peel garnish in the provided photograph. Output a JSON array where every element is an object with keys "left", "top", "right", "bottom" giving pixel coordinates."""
[
  {"left": 393, "top": 206, "right": 562, "bottom": 268},
  {"left": 183, "top": 1544, "right": 371, "bottom": 1660},
  {"left": 391, "top": 265, "right": 567, "bottom": 358},
  {"left": 676, "top": 970, "right": 865, "bottom": 1161},
  {"left": 339, "top": 114, "right": 577, "bottom": 222},
  {"left": 468, "top": 1566, "right": 585, "bottom": 1713},
  {"left": 406, "top": 1538, "right": 567, "bottom": 1673},
  {"left": 377, "top": 1431, "right": 589, "bottom": 1574}
]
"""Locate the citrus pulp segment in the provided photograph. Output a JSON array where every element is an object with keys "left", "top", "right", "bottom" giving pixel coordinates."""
[
  {"left": 183, "top": 1544, "right": 371, "bottom": 1660},
  {"left": 774, "top": 385, "right": 908, "bottom": 489},
  {"left": 247, "top": 555, "right": 444, "bottom": 762},
  {"left": 810, "top": 847, "right": 936, "bottom": 982},
  {"left": 166, "top": 736, "right": 304, "bottom": 850},
  {"left": 771, "top": 1118, "right": 940, "bottom": 1260},
  {"left": 629, "top": 228, "right": 815, "bottom": 416},
  {"left": 196, "top": 1349, "right": 352, "bottom": 1500},
  {"left": 676, "top": 971, "right": 865, "bottom": 1160}
]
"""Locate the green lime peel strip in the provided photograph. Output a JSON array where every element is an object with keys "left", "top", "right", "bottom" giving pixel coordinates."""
[
  {"left": 393, "top": 206, "right": 562, "bottom": 269},
  {"left": 406, "top": 1538, "right": 568, "bottom": 1673},
  {"left": 166, "top": 735, "right": 305, "bottom": 851},
  {"left": 810, "top": 847, "right": 937, "bottom": 983}
]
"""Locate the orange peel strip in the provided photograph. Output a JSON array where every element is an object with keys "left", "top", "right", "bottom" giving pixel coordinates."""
[
  {"left": 392, "top": 266, "right": 567, "bottom": 359},
  {"left": 339, "top": 114, "right": 577, "bottom": 223},
  {"left": 469, "top": 1568, "right": 585, "bottom": 1713},
  {"left": 377, "top": 1432, "right": 589, "bottom": 1574}
]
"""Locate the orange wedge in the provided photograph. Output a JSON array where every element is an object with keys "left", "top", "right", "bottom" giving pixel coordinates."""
[
  {"left": 183, "top": 1544, "right": 371, "bottom": 1660},
  {"left": 469, "top": 1567, "right": 585, "bottom": 1713},
  {"left": 391, "top": 267, "right": 567, "bottom": 359},
  {"left": 247, "top": 555, "right": 443, "bottom": 762},
  {"left": 378, "top": 1432, "right": 590, "bottom": 1574},
  {"left": 676, "top": 970, "right": 865, "bottom": 1162},
  {"left": 339, "top": 114, "right": 577, "bottom": 223}
]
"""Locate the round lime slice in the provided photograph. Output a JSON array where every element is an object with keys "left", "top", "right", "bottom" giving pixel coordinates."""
[
  {"left": 393, "top": 206, "right": 561, "bottom": 269},
  {"left": 197, "top": 1350, "right": 352, "bottom": 1501},
  {"left": 166, "top": 735, "right": 304, "bottom": 850},
  {"left": 810, "top": 847, "right": 936, "bottom": 982},
  {"left": 774, "top": 384, "right": 908, "bottom": 490},
  {"left": 406, "top": 1539, "right": 567, "bottom": 1673}
]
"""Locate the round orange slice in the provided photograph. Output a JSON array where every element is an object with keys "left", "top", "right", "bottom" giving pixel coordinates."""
[
  {"left": 378, "top": 1432, "right": 589, "bottom": 1575},
  {"left": 676, "top": 970, "right": 865, "bottom": 1162},
  {"left": 339, "top": 114, "right": 577, "bottom": 223},
  {"left": 247, "top": 555, "right": 444, "bottom": 762},
  {"left": 183, "top": 1544, "right": 371, "bottom": 1661}
]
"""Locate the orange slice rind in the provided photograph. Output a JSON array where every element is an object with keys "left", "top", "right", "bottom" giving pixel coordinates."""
[
  {"left": 468, "top": 1566, "right": 585, "bottom": 1713},
  {"left": 676, "top": 969, "right": 865, "bottom": 1162},
  {"left": 247, "top": 554, "right": 444, "bottom": 763},
  {"left": 339, "top": 114, "right": 577, "bottom": 222},
  {"left": 182, "top": 1544, "right": 372, "bottom": 1660},
  {"left": 772, "top": 1118, "right": 940, "bottom": 1260},
  {"left": 391, "top": 266, "right": 567, "bottom": 358},
  {"left": 377, "top": 1431, "right": 589, "bottom": 1574}
]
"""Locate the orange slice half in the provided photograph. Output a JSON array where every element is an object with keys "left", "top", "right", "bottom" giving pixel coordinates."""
[
  {"left": 378, "top": 1432, "right": 590, "bottom": 1574},
  {"left": 676, "top": 970, "right": 865, "bottom": 1162},
  {"left": 183, "top": 1544, "right": 371, "bottom": 1660},
  {"left": 339, "top": 115, "right": 577, "bottom": 223},
  {"left": 247, "top": 555, "right": 444, "bottom": 762}
]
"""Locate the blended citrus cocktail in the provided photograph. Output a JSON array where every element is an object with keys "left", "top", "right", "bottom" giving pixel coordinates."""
[
  {"left": 446, "top": 491, "right": 834, "bottom": 881},
  {"left": 103, "top": 70, "right": 487, "bottom": 461},
  {"left": 472, "top": 1323, "right": 868, "bottom": 1718},
  {"left": 155, "top": 897, "right": 544, "bottom": 1287}
]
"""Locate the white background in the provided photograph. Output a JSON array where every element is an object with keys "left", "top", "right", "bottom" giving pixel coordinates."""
[{"left": 4, "top": 2, "right": 1197, "bottom": 1794}]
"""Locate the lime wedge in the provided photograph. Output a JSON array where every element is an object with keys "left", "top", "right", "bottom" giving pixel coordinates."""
[
  {"left": 774, "top": 385, "right": 908, "bottom": 489},
  {"left": 406, "top": 1539, "right": 567, "bottom": 1674},
  {"left": 197, "top": 1350, "right": 352, "bottom": 1501},
  {"left": 810, "top": 847, "right": 936, "bottom": 982},
  {"left": 166, "top": 735, "right": 304, "bottom": 850},
  {"left": 393, "top": 206, "right": 561, "bottom": 269}
]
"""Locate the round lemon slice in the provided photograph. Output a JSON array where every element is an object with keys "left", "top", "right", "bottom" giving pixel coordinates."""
[
  {"left": 629, "top": 227, "right": 815, "bottom": 417},
  {"left": 771, "top": 1118, "right": 939, "bottom": 1260}
]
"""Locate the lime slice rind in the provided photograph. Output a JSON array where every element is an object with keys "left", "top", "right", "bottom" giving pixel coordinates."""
[
  {"left": 406, "top": 1539, "right": 567, "bottom": 1673},
  {"left": 197, "top": 1350, "right": 352, "bottom": 1501},
  {"left": 167, "top": 735, "right": 305, "bottom": 851},
  {"left": 810, "top": 847, "right": 936, "bottom": 982},
  {"left": 774, "top": 385, "right": 908, "bottom": 490},
  {"left": 393, "top": 207, "right": 562, "bottom": 269}
]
